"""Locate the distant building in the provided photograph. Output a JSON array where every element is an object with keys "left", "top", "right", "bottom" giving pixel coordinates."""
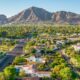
[
  {"left": 73, "top": 45, "right": 80, "bottom": 51},
  {"left": 33, "top": 44, "right": 46, "bottom": 53},
  {"left": 56, "top": 40, "right": 65, "bottom": 45}
]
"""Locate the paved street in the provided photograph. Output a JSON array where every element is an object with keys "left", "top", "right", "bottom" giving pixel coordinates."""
[
  {"left": 0, "top": 39, "right": 27, "bottom": 72},
  {"left": 0, "top": 55, "right": 15, "bottom": 71},
  {"left": 9, "top": 40, "right": 26, "bottom": 56}
]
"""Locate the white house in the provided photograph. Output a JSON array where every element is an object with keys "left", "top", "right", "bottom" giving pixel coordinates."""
[
  {"left": 26, "top": 56, "right": 46, "bottom": 63},
  {"left": 15, "top": 64, "right": 51, "bottom": 78},
  {"left": 15, "top": 64, "right": 36, "bottom": 74},
  {"left": 73, "top": 45, "right": 80, "bottom": 51}
]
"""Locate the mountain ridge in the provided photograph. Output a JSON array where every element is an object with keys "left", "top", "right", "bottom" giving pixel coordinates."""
[{"left": 0, "top": 6, "right": 80, "bottom": 24}]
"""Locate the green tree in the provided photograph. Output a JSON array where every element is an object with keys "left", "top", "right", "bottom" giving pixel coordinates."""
[
  {"left": 19, "top": 70, "right": 26, "bottom": 77},
  {"left": 13, "top": 56, "right": 26, "bottom": 65},
  {"left": 4, "top": 66, "right": 17, "bottom": 80},
  {"left": 0, "top": 72, "right": 5, "bottom": 80}
]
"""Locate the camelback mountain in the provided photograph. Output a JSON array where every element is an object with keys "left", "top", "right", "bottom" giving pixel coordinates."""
[{"left": 0, "top": 7, "right": 80, "bottom": 24}]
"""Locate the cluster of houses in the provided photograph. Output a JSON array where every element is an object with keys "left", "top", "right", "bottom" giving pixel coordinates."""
[
  {"left": 15, "top": 64, "right": 51, "bottom": 78},
  {"left": 15, "top": 39, "right": 71, "bottom": 79},
  {"left": 15, "top": 39, "right": 72, "bottom": 80},
  {"left": 15, "top": 55, "right": 51, "bottom": 78}
]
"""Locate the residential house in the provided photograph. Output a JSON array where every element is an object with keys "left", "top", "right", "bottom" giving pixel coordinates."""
[
  {"left": 15, "top": 64, "right": 51, "bottom": 78},
  {"left": 26, "top": 56, "right": 46, "bottom": 63},
  {"left": 15, "top": 64, "right": 36, "bottom": 74},
  {"left": 73, "top": 45, "right": 80, "bottom": 51}
]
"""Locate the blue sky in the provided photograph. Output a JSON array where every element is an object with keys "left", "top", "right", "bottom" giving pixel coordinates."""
[{"left": 0, "top": 0, "right": 80, "bottom": 17}]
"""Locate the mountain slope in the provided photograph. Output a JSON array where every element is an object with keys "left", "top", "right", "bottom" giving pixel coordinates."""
[
  {"left": 0, "top": 15, "right": 8, "bottom": 24},
  {"left": 8, "top": 7, "right": 52, "bottom": 23},
  {"left": 52, "top": 11, "right": 80, "bottom": 24},
  {"left": 0, "top": 6, "right": 80, "bottom": 24}
]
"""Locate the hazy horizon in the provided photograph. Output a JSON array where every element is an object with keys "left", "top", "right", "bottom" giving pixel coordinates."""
[{"left": 0, "top": 0, "right": 80, "bottom": 17}]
